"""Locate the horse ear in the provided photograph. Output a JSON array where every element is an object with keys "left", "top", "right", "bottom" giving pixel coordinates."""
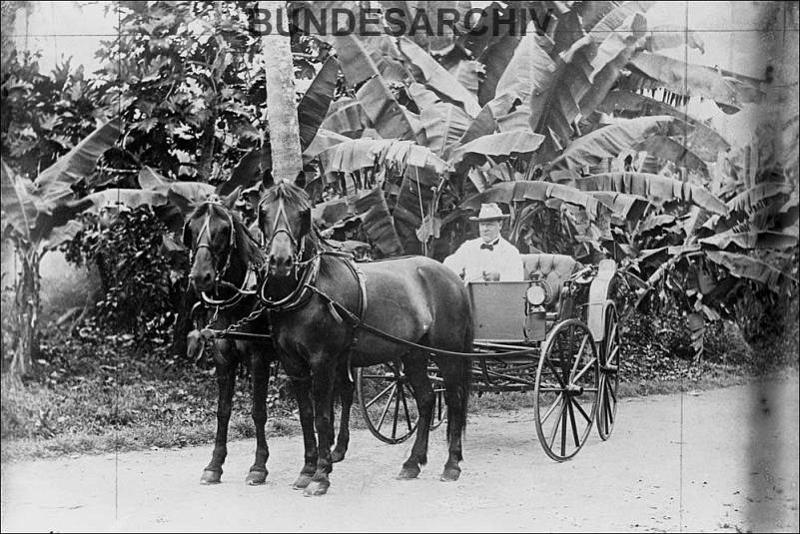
[
  {"left": 222, "top": 186, "right": 241, "bottom": 209},
  {"left": 182, "top": 221, "right": 193, "bottom": 249}
]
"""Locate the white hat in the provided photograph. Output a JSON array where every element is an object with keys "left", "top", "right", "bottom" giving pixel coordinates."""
[{"left": 469, "top": 203, "right": 510, "bottom": 222}]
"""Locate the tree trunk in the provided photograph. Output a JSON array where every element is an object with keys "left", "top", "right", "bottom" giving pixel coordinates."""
[
  {"left": 261, "top": 0, "right": 302, "bottom": 185},
  {"left": 9, "top": 240, "right": 40, "bottom": 377}
]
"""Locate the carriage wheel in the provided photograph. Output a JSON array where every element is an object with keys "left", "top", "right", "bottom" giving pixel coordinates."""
[
  {"left": 597, "top": 304, "right": 620, "bottom": 441},
  {"left": 356, "top": 363, "right": 446, "bottom": 444},
  {"left": 534, "top": 319, "right": 599, "bottom": 461}
]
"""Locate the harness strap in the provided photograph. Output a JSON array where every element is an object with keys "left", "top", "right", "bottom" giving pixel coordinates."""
[{"left": 305, "top": 285, "right": 538, "bottom": 359}]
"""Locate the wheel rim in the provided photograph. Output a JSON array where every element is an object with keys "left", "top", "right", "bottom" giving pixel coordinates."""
[
  {"left": 534, "top": 320, "right": 599, "bottom": 461},
  {"left": 356, "top": 363, "right": 419, "bottom": 444},
  {"left": 597, "top": 304, "right": 620, "bottom": 441}
]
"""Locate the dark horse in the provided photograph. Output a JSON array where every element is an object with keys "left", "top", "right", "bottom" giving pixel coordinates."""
[
  {"left": 183, "top": 189, "right": 354, "bottom": 485},
  {"left": 258, "top": 181, "right": 473, "bottom": 496}
]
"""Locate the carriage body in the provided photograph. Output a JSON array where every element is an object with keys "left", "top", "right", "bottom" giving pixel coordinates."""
[{"left": 355, "top": 253, "right": 621, "bottom": 461}]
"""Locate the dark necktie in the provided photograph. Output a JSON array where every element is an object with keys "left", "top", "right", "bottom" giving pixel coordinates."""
[{"left": 480, "top": 240, "right": 499, "bottom": 251}]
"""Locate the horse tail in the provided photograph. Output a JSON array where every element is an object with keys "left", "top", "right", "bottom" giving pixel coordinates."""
[
  {"left": 459, "top": 294, "right": 474, "bottom": 437},
  {"left": 446, "top": 289, "right": 474, "bottom": 443}
]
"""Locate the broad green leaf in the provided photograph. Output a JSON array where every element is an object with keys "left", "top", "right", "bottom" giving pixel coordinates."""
[
  {"left": 571, "top": 171, "right": 729, "bottom": 215},
  {"left": 34, "top": 117, "right": 122, "bottom": 208},
  {"left": 628, "top": 52, "right": 766, "bottom": 110},
  {"left": 549, "top": 116, "right": 679, "bottom": 171},
  {"left": 138, "top": 166, "right": 174, "bottom": 191},
  {"left": 303, "top": 129, "right": 350, "bottom": 160},
  {"left": 635, "top": 136, "right": 708, "bottom": 175},
  {"left": 298, "top": 57, "right": 340, "bottom": 150},
  {"left": 705, "top": 250, "right": 797, "bottom": 292},
  {"left": 699, "top": 229, "right": 798, "bottom": 251},
  {"left": 320, "top": 99, "right": 369, "bottom": 139},
  {"left": 398, "top": 37, "right": 480, "bottom": 117},
  {"left": 420, "top": 102, "right": 473, "bottom": 159},
  {"left": 355, "top": 186, "right": 405, "bottom": 256},
  {"left": 1, "top": 160, "right": 39, "bottom": 240},
  {"left": 81, "top": 188, "right": 168, "bottom": 215},
  {"left": 448, "top": 130, "right": 545, "bottom": 168},
  {"left": 598, "top": 90, "right": 730, "bottom": 160},
  {"left": 726, "top": 182, "right": 795, "bottom": 214},
  {"left": 461, "top": 180, "right": 602, "bottom": 220},
  {"left": 319, "top": 138, "right": 451, "bottom": 175}
]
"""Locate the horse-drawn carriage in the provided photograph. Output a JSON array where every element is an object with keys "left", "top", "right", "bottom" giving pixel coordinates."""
[
  {"left": 186, "top": 184, "right": 621, "bottom": 493},
  {"left": 355, "top": 253, "right": 621, "bottom": 461}
]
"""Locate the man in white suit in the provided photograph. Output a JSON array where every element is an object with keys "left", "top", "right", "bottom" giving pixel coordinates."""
[{"left": 443, "top": 203, "right": 524, "bottom": 282}]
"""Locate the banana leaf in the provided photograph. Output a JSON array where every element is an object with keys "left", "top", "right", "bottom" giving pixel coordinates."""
[
  {"left": 549, "top": 116, "right": 679, "bottom": 171},
  {"left": 398, "top": 37, "right": 480, "bottom": 117},
  {"left": 628, "top": 52, "right": 766, "bottom": 110},
  {"left": 448, "top": 130, "right": 545, "bottom": 168},
  {"left": 571, "top": 171, "right": 728, "bottom": 215}
]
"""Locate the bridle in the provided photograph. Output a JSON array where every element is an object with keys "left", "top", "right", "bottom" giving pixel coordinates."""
[
  {"left": 186, "top": 198, "right": 255, "bottom": 308},
  {"left": 257, "top": 192, "right": 316, "bottom": 309},
  {"left": 260, "top": 193, "right": 309, "bottom": 281}
]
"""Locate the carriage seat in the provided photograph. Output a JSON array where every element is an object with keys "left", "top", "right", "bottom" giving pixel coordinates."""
[{"left": 521, "top": 254, "right": 581, "bottom": 307}]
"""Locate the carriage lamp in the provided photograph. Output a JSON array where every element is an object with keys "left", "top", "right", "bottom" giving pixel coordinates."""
[{"left": 526, "top": 283, "right": 548, "bottom": 307}]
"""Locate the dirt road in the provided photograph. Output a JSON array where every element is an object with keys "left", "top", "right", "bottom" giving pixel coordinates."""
[{"left": 2, "top": 377, "right": 798, "bottom": 533}]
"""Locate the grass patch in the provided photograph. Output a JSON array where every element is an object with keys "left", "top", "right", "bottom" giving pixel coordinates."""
[{"left": 2, "top": 315, "right": 797, "bottom": 462}]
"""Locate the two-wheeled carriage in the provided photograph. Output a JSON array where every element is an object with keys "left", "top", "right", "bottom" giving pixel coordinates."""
[{"left": 355, "top": 253, "right": 621, "bottom": 461}]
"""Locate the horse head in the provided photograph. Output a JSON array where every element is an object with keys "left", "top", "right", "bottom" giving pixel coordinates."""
[
  {"left": 183, "top": 188, "right": 242, "bottom": 293},
  {"left": 258, "top": 181, "right": 312, "bottom": 279}
]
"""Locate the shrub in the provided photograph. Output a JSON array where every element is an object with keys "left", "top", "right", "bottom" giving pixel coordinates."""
[{"left": 63, "top": 207, "right": 184, "bottom": 339}]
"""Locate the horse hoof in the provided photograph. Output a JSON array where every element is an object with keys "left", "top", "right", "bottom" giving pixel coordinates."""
[
  {"left": 303, "top": 479, "right": 330, "bottom": 497},
  {"left": 397, "top": 465, "right": 420, "bottom": 480},
  {"left": 246, "top": 469, "right": 268, "bottom": 485},
  {"left": 440, "top": 467, "right": 461, "bottom": 482},
  {"left": 331, "top": 449, "right": 346, "bottom": 463},
  {"left": 201, "top": 469, "right": 222, "bottom": 484},
  {"left": 292, "top": 473, "right": 313, "bottom": 490}
]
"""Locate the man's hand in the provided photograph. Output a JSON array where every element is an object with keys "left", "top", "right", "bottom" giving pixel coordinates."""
[{"left": 482, "top": 270, "right": 500, "bottom": 281}]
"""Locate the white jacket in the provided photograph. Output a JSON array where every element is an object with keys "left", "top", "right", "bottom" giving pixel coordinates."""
[{"left": 443, "top": 237, "right": 525, "bottom": 282}]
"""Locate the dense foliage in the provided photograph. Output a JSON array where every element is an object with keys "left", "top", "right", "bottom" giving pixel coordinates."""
[{"left": 1, "top": 0, "right": 798, "bottom": 382}]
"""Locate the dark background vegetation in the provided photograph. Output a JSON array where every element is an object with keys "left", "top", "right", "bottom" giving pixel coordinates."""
[{"left": 1, "top": 1, "right": 797, "bottom": 458}]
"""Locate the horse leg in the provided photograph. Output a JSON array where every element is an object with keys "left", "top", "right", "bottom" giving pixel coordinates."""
[
  {"left": 289, "top": 373, "right": 317, "bottom": 490},
  {"left": 245, "top": 352, "right": 269, "bottom": 485},
  {"left": 397, "top": 353, "right": 435, "bottom": 480},
  {"left": 434, "top": 356, "right": 471, "bottom": 482},
  {"left": 201, "top": 351, "right": 236, "bottom": 484},
  {"left": 331, "top": 364, "right": 353, "bottom": 463},
  {"left": 304, "top": 355, "right": 338, "bottom": 497}
]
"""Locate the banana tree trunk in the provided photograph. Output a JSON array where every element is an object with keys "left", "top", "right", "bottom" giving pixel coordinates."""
[
  {"left": 261, "top": 0, "right": 302, "bottom": 184},
  {"left": 8, "top": 239, "right": 40, "bottom": 377}
]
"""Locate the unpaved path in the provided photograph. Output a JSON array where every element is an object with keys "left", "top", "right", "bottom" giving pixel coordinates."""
[{"left": 2, "top": 378, "right": 798, "bottom": 533}]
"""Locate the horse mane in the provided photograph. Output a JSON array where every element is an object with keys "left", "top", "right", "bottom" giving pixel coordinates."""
[
  {"left": 230, "top": 211, "right": 265, "bottom": 269},
  {"left": 261, "top": 181, "right": 312, "bottom": 213}
]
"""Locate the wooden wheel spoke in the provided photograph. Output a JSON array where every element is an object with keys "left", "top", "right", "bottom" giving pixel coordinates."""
[
  {"left": 571, "top": 334, "right": 590, "bottom": 376},
  {"left": 376, "top": 384, "right": 397, "bottom": 432},
  {"left": 572, "top": 356, "right": 597, "bottom": 383},
  {"left": 544, "top": 357, "right": 567, "bottom": 388},
  {"left": 365, "top": 382, "right": 396, "bottom": 409},
  {"left": 547, "top": 401, "right": 565, "bottom": 449},
  {"left": 566, "top": 397, "right": 580, "bottom": 448},
  {"left": 572, "top": 397, "right": 592, "bottom": 425},
  {"left": 560, "top": 398, "right": 568, "bottom": 457},
  {"left": 606, "top": 379, "right": 618, "bottom": 403},
  {"left": 541, "top": 393, "right": 564, "bottom": 425}
]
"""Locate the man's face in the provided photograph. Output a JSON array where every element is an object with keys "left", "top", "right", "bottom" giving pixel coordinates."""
[{"left": 478, "top": 221, "right": 501, "bottom": 243}]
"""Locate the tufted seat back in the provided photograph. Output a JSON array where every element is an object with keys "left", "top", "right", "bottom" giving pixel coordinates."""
[{"left": 521, "top": 254, "right": 580, "bottom": 306}]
